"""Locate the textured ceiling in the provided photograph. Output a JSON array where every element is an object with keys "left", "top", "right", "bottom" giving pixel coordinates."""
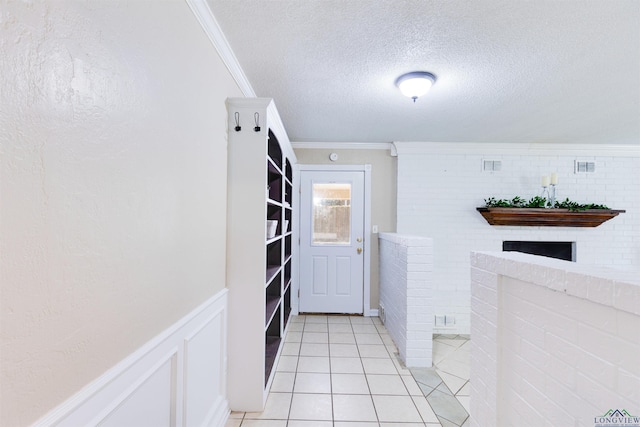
[{"left": 208, "top": 0, "right": 640, "bottom": 145}]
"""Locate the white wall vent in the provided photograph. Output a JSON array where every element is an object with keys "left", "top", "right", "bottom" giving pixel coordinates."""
[
  {"left": 575, "top": 160, "right": 596, "bottom": 173},
  {"left": 483, "top": 159, "right": 502, "bottom": 172}
]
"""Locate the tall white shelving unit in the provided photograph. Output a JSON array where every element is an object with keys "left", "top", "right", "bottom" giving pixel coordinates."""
[{"left": 225, "top": 98, "right": 295, "bottom": 411}]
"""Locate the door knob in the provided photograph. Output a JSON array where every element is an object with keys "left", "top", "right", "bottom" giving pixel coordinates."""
[{"left": 357, "top": 248, "right": 363, "bottom": 254}]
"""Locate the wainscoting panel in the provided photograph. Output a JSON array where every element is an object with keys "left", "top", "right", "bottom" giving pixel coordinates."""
[
  {"left": 33, "top": 290, "right": 229, "bottom": 427},
  {"left": 183, "top": 311, "right": 227, "bottom": 427},
  {"left": 97, "top": 353, "right": 176, "bottom": 427}
]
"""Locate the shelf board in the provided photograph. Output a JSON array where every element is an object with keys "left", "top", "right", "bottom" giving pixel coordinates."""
[
  {"left": 267, "top": 156, "right": 283, "bottom": 175},
  {"left": 266, "top": 235, "right": 282, "bottom": 245},
  {"left": 265, "top": 295, "right": 281, "bottom": 327},
  {"left": 264, "top": 336, "right": 282, "bottom": 387},
  {"left": 266, "top": 265, "right": 281, "bottom": 285},
  {"left": 283, "top": 307, "right": 292, "bottom": 331},
  {"left": 476, "top": 207, "right": 625, "bottom": 227}
]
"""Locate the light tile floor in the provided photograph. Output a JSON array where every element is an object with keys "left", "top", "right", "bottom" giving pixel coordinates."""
[{"left": 226, "top": 315, "right": 470, "bottom": 427}]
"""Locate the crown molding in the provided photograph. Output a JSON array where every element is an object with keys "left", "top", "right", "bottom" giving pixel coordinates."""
[
  {"left": 392, "top": 141, "right": 640, "bottom": 157},
  {"left": 185, "top": 0, "right": 255, "bottom": 97},
  {"left": 186, "top": 2, "right": 297, "bottom": 162},
  {"left": 292, "top": 142, "right": 395, "bottom": 151},
  {"left": 290, "top": 140, "right": 640, "bottom": 157}
]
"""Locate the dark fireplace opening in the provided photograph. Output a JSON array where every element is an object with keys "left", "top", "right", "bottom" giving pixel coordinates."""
[{"left": 503, "top": 241, "right": 576, "bottom": 262}]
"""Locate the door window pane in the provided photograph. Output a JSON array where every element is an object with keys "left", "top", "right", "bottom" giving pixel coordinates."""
[{"left": 312, "top": 183, "right": 351, "bottom": 245}]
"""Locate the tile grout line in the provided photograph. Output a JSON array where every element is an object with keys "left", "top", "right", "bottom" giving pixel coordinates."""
[
  {"left": 237, "top": 316, "right": 470, "bottom": 427},
  {"left": 327, "top": 315, "right": 336, "bottom": 426},
  {"left": 286, "top": 315, "right": 305, "bottom": 426},
  {"left": 355, "top": 316, "right": 380, "bottom": 425}
]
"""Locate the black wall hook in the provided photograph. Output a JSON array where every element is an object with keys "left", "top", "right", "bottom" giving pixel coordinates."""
[
  {"left": 254, "top": 112, "right": 261, "bottom": 132},
  {"left": 234, "top": 112, "right": 241, "bottom": 132}
]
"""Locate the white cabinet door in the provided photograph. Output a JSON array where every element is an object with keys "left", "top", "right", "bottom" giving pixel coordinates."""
[{"left": 299, "top": 170, "right": 365, "bottom": 314}]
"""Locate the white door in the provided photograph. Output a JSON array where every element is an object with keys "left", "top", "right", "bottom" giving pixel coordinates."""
[{"left": 299, "top": 170, "right": 365, "bottom": 313}]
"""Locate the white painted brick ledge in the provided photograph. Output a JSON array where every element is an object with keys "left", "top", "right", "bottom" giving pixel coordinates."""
[
  {"left": 470, "top": 251, "right": 640, "bottom": 426},
  {"left": 379, "top": 232, "right": 433, "bottom": 247},
  {"left": 471, "top": 251, "right": 640, "bottom": 316}
]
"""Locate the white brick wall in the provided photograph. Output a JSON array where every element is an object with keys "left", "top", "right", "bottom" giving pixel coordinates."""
[
  {"left": 396, "top": 142, "right": 640, "bottom": 334},
  {"left": 470, "top": 251, "right": 640, "bottom": 427},
  {"left": 378, "top": 233, "right": 433, "bottom": 367}
]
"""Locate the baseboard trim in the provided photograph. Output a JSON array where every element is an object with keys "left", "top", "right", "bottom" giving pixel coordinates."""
[{"left": 203, "top": 396, "right": 230, "bottom": 427}]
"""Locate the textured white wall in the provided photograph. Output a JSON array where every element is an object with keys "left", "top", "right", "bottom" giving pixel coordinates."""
[
  {"left": 0, "top": 1, "right": 242, "bottom": 425},
  {"left": 396, "top": 143, "right": 640, "bottom": 334}
]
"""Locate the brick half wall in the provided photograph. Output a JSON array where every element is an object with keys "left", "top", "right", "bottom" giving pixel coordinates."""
[
  {"left": 379, "top": 233, "right": 433, "bottom": 367},
  {"left": 470, "top": 251, "right": 640, "bottom": 426}
]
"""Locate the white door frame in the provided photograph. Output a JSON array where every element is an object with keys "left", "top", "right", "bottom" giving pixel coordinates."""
[{"left": 292, "top": 164, "right": 373, "bottom": 316}]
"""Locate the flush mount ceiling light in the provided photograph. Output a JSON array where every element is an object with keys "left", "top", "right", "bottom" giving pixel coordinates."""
[{"left": 395, "top": 71, "right": 437, "bottom": 102}]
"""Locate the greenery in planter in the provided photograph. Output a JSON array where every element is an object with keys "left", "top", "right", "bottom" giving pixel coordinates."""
[{"left": 483, "top": 196, "right": 610, "bottom": 211}]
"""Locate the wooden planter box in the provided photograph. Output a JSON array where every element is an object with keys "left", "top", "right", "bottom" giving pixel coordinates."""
[{"left": 476, "top": 207, "right": 625, "bottom": 227}]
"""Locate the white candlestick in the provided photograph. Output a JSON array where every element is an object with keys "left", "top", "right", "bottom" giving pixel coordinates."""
[
  {"left": 541, "top": 175, "right": 550, "bottom": 187},
  {"left": 550, "top": 173, "right": 558, "bottom": 185}
]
